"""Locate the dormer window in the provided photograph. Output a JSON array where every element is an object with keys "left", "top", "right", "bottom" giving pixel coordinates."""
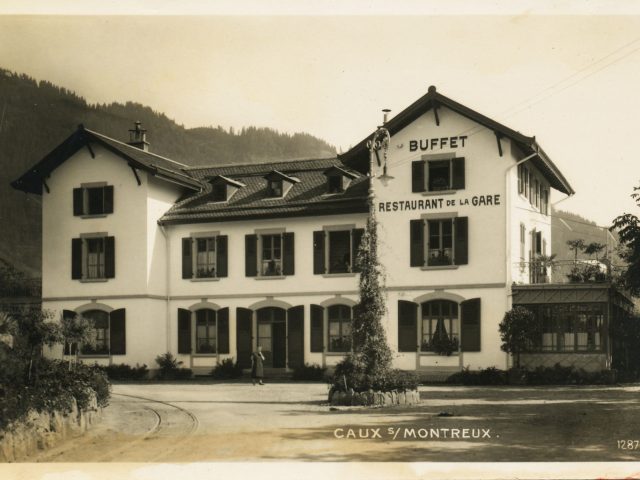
[
  {"left": 268, "top": 179, "right": 283, "bottom": 198},
  {"left": 263, "top": 170, "right": 300, "bottom": 199},
  {"left": 208, "top": 175, "right": 246, "bottom": 203},
  {"left": 323, "top": 166, "right": 357, "bottom": 194}
]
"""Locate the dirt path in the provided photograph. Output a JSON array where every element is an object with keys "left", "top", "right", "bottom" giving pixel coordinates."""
[{"left": 24, "top": 382, "right": 640, "bottom": 462}]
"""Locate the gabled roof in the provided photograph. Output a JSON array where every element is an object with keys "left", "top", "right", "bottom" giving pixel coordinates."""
[
  {"left": 340, "top": 86, "right": 574, "bottom": 195},
  {"left": 209, "top": 175, "right": 246, "bottom": 189},
  {"left": 11, "top": 125, "right": 203, "bottom": 194},
  {"left": 264, "top": 169, "right": 301, "bottom": 184},
  {"left": 323, "top": 165, "right": 359, "bottom": 179},
  {"left": 159, "top": 158, "right": 368, "bottom": 225}
]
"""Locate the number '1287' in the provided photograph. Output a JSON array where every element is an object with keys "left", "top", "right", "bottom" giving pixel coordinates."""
[{"left": 617, "top": 440, "right": 640, "bottom": 450}]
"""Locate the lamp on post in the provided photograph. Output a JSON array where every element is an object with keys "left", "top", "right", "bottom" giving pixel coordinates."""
[{"left": 366, "top": 109, "right": 393, "bottom": 204}]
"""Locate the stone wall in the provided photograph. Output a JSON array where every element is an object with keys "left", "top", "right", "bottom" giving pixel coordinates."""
[
  {"left": 330, "top": 388, "right": 421, "bottom": 406},
  {"left": 0, "top": 392, "right": 101, "bottom": 462},
  {"left": 520, "top": 353, "right": 608, "bottom": 372}
]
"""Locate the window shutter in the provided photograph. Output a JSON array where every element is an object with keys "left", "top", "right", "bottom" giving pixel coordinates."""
[
  {"left": 216, "top": 235, "right": 228, "bottom": 278},
  {"left": 410, "top": 219, "right": 424, "bottom": 267},
  {"left": 411, "top": 161, "right": 425, "bottom": 193},
  {"left": 245, "top": 234, "right": 258, "bottom": 277},
  {"left": 177, "top": 308, "right": 192, "bottom": 354},
  {"left": 109, "top": 308, "right": 126, "bottom": 355},
  {"left": 313, "top": 231, "right": 325, "bottom": 275},
  {"left": 105, "top": 236, "right": 115, "bottom": 278},
  {"left": 182, "top": 238, "right": 193, "bottom": 279},
  {"left": 517, "top": 165, "right": 523, "bottom": 194},
  {"left": 460, "top": 298, "right": 481, "bottom": 352},
  {"left": 535, "top": 231, "right": 542, "bottom": 255},
  {"left": 454, "top": 217, "right": 468, "bottom": 265},
  {"left": 398, "top": 300, "right": 418, "bottom": 352},
  {"left": 452, "top": 157, "right": 465, "bottom": 190},
  {"left": 71, "top": 238, "right": 82, "bottom": 279},
  {"left": 287, "top": 305, "right": 304, "bottom": 369},
  {"left": 351, "top": 228, "right": 365, "bottom": 273},
  {"left": 236, "top": 307, "right": 253, "bottom": 368},
  {"left": 104, "top": 186, "right": 114, "bottom": 214},
  {"left": 217, "top": 307, "right": 230, "bottom": 354},
  {"left": 62, "top": 310, "right": 77, "bottom": 355},
  {"left": 73, "top": 188, "right": 84, "bottom": 216},
  {"left": 283, "top": 232, "right": 295, "bottom": 276},
  {"left": 310, "top": 304, "right": 324, "bottom": 353}
]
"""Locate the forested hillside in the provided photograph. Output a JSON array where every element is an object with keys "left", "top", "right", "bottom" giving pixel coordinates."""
[{"left": 0, "top": 69, "right": 336, "bottom": 277}]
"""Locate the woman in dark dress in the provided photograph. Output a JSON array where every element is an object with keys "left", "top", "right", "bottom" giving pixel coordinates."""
[{"left": 251, "top": 345, "right": 265, "bottom": 385}]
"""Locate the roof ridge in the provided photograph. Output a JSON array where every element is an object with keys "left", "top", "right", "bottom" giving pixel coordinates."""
[
  {"left": 185, "top": 156, "right": 339, "bottom": 171},
  {"left": 84, "top": 128, "right": 191, "bottom": 169}
]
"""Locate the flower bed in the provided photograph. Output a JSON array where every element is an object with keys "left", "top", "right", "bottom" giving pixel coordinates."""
[{"left": 330, "top": 388, "right": 420, "bottom": 406}]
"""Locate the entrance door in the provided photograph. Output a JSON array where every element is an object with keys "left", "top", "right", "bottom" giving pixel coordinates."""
[{"left": 257, "top": 307, "right": 286, "bottom": 368}]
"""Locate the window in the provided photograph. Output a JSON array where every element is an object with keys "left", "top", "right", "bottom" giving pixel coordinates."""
[
  {"left": 267, "top": 179, "right": 283, "bottom": 198},
  {"left": 411, "top": 157, "right": 465, "bottom": 193},
  {"left": 533, "top": 179, "right": 539, "bottom": 207},
  {"left": 76, "top": 308, "right": 126, "bottom": 356},
  {"left": 195, "top": 309, "right": 217, "bottom": 354},
  {"left": 313, "top": 228, "right": 364, "bottom": 275},
  {"left": 328, "top": 305, "right": 352, "bottom": 352},
  {"left": 523, "top": 167, "right": 529, "bottom": 199},
  {"left": 410, "top": 217, "right": 468, "bottom": 267},
  {"left": 518, "top": 164, "right": 524, "bottom": 194},
  {"left": 73, "top": 185, "right": 114, "bottom": 216},
  {"left": 541, "top": 188, "right": 549, "bottom": 215},
  {"left": 177, "top": 308, "right": 229, "bottom": 355},
  {"left": 71, "top": 235, "right": 115, "bottom": 280},
  {"left": 182, "top": 235, "right": 228, "bottom": 280},
  {"left": 525, "top": 304, "right": 604, "bottom": 352},
  {"left": 327, "top": 175, "right": 344, "bottom": 194},
  {"left": 421, "top": 300, "right": 459, "bottom": 353},
  {"left": 211, "top": 183, "right": 227, "bottom": 202},
  {"left": 245, "top": 232, "right": 294, "bottom": 277}
]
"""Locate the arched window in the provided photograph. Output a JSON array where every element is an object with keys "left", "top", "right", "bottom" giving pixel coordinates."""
[
  {"left": 80, "top": 309, "right": 110, "bottom": 355},
  {"left": 328, "top": 304, "right": 352, "bottom": 352},
  {"left": 420, "top": 300, "right": 459, "bottom": 353},
  {"left": 195, "top": 309, "right": 217, "bottom": 354}
]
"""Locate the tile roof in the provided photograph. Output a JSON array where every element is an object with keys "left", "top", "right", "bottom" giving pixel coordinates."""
[{"left": 159, "top": 158, "right": 369, "bottom": 224}]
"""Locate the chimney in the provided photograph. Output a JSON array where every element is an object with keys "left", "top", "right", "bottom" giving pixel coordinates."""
[
  {"left": 382, "top": 109, "right": 391, "bottom": 124},
  {"left": 128, "top": 121, "right": 149, "bottom": 151}
]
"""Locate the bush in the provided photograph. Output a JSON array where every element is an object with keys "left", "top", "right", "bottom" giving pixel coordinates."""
[
  {"left": 330, "top": 357, "right": 419, "bottom": 393},
  {"left": 102, "top": 363, "right": 149, "bottom": 381},
  {"left": 446, "top": 366, "right": 507, "bottom": 385},
  {"left": 292, "top": 363, "right": 326, "bottom": 381},
  {"left": 154, "top": 352, "right": 192, "bottom": 380},
  {"left": 211, "top": 358, "right": 243, "bottom": 379}
]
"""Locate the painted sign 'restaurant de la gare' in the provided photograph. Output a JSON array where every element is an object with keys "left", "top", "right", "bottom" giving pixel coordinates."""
[{"left": 378, "top": 194, "right": 501, "bottom": 212}]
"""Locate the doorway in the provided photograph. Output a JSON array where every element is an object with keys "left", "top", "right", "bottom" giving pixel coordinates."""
[{"left": 257, "top": 307, "right": 287, "bottom": 368}]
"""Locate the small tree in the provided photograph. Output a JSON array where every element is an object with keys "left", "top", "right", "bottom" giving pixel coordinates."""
[
  {"left": 60, "top": 313, "right": 93, "bottom": 370},
  {"left": 499, "top": 306, "right": 539, "bottom": 369},
  {"left": 12, "top": 307, "right": 62, "bottom": 382},
  {"left": 611, "top": 184, "right": 640, "bottom": 296},
  {"left": 350, "top": 209, "right": 393, "bottom": 384}
]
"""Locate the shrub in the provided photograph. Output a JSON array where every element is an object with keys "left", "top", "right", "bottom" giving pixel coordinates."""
[
  {"left": 446, "top": 366, "right": 507, "bottom": 385},
  {"left": 292, "top": 363, "right": 326, "bottom": 381},
  {"left": 330, "top": 356, "right": 419, "bottom": 392},
  {"left": 211, "top": 358, "right": 243, "bottom": 379},
  {"left": 102, "top": 363, "right": 149, "bottom": 381},
  {"left": 154, "top": 352, "right": 192, "bottom": 380}
]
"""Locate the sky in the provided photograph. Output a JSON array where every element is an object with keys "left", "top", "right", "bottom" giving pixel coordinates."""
[{"left": 0, "top": 3, "right": 639, "bottom": 226}]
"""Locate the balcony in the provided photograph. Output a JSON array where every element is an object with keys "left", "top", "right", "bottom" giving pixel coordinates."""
[{"left": 518, "top": 258, "right": 614, "bottom": 285}]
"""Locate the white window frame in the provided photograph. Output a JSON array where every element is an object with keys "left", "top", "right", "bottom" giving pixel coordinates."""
[
  {"left": 189, "top": 231, "right": 220, "bottom": 280},
  {"left": 80, "top": 232, "right": 108, "bottom": 281},
  {"left": 79, "top": 182, "right": 109, "bottom": 216}
]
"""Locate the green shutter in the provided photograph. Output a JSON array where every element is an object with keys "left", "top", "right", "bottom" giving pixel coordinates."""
[
  {"left": 73, "top": 188, "right": 83, "bottom": 216},
  {"left": 287, "top": 306, "right": 304, "bottom": 369},
  {"left": 454, "top": 217, "right": 468, "bottom": 265},
  {"left": 313, "top": 231, "right": 325, "bottom": 275},
  {"left": 104, "top": 236, "right": 115, "bottom": 278},
  {"left": 452, "top": 157, "right": 465, "bottom": 190},
  {"left": 351, "top": 228, "right": 365, "bottom": 273},
  {"left": 245, "top": 235, "right": 257, "bottom": 277},
  {"left": 216, "top": 235, "right": 228, "bottom": 278},
  {"left": 109, "top": 308, "right": 126, "bottom": 355},
  {"left": 310, "top": 304, "right": 324, "bottom": 353},
  {"left": 177, "top": 308, "right": 191, "bottom": 354},
  {"left": 236, "top": 308, "right": 253, "bottom": 368},
  {"left": 283, "top": 232, "right": 295, "bottom": 276},
  {"left": 412, "top": 161, "right": 425, "bottom": 193},
  {"left": 398, "top": 300, "right": 418, "bottom": 352},
  {"left": 217, "top": 307, "right": 230, "bottom": 354},
  {"left": 460, "top": 298, "right": 481, "bottom": 352},
  {"left": 182, "top": 238, "right": 192, "bottom": 279},
  {"left": 71, "top": 238, "right": 82, "bottom": 279},
  {"left": 410, "top": 219, "right": 424, "bottom": 267}
]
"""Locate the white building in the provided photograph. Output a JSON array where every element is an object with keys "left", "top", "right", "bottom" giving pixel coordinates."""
[{"left": 16, "top": 86, "right": 606, "bottom": 377}]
